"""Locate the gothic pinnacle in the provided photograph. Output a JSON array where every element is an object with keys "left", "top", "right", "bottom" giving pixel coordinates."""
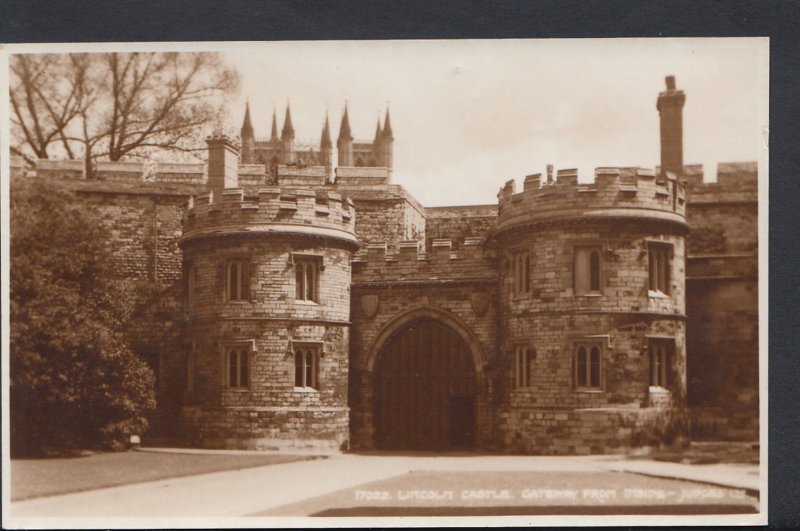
[{"left": 282, "top": 103, "right": 295, "bottom": 140}]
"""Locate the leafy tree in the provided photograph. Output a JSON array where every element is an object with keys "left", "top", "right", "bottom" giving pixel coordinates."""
[
  {"left": 10, "top": 52, "right": 239, "bottom": 173},
  {"left": 10, "top": 176, "right": 156, "bottom": 456}
]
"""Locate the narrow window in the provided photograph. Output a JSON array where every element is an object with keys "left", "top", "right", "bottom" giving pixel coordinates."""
[
  {"left": 514, "top": 346, "right": 531, "bottom": 388},
  {"left": 575, "top": 246, "right": 602, "bottom": 295},
  {"left": 512, "top": 251, "right": 531, "bottom": 295},
  {"left": 294, "top": 258, "right": 320, "bottom": 302},
  {"left": 574, "top": 342, "right": 602, "bottom": 390},
  {"left": 589, "top": 250, "right": 601, "bottom": 292},
  {"left": 294, "top": 346, "right": 319, "bottom": 389},
  {"left": 227, "top": 347, "right": 250, "bottom": 388},
  {"left": 648, "top": 243, "right": 672, "bottom": 295},
  {"left": 576, "top": 346, "right": 587, "bottom": 387},
  {"left": 590, "top": 345, "right": 601, "bottom": 387},
  {"left": 295, "top": 262, "right": 305, "bottom": 299},
  {"left": 226, "top": 260, "right": 249, "bottom": 301},
  {"left": 649, "top": 339, "right": 673, "bottom": 387}
]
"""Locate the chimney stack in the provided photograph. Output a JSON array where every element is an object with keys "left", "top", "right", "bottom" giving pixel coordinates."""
[
  {"left": 546, "top": 164, "right": 554, "bottom": 184},
  {"left": 206, "top": 134, "right": 240, "bottom": 203},
  {"left": 656, "top": 75, "right": 686, "bottom": 177}
]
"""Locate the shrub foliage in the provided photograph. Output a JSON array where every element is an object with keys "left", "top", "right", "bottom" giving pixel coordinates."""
[{"left": 10, "top": 177, "right": 156, "bottom": 455}]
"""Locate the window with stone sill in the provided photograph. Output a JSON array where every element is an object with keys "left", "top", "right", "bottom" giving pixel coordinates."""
[
  {"left": 294, "top": 345, "right": 320, "bottom": 389},
  {"left": 226, "top": 260, "right": 251, "bottom": 302},
  {"left": 648, "top": 338, "right": 674, "bottom": 388},
  {"left": 648, "top": 242, "right": 672, "bottom": 297},
  {"left": 226, "top": 345, "right": 250, "bottom": 389},
  {"left": 293, "top": 254, "right": 322, "bottom": 303},
  {"left": 510, "top": 251, "right": 531, "bottom": 296},
  {"left": 573, "top": 342, "right": 603, "bottom": 390},
  {"left": 574, "top": 246, "right": 602, "bottom": 295},
  {"left": 513, "top": 345, "right": 533, "bottom": 388}
]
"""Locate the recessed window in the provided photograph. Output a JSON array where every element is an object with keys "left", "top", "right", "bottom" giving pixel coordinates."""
[
  {"left": 294, "top": 346, "right": 319, "bottom": 389},
  {"left": 227, "top": 347, "right": 250, "bottom": 388},
  {"left": 575, "top": 246, "right": 602, "bottom": 295},
  {"left": 649, "top": 339, "right": 674, "bottom": 388},
  {"left": 227, "top": 260, "right": 250, "bottom": 301},
  {"left": 574, "top": 342, "right": 602, "bottom": 389},
  {"left": 648, "top": 243, "right": 672, "bottom": 295},
  {"left": 512, "top": 251, "right": 531, "bottom": 295},
  {"left": 294, "top": 257, "right": 321, "bottom": 302},
  {"left": 514, "top": 346, "right": 532, "bottom": 388}
]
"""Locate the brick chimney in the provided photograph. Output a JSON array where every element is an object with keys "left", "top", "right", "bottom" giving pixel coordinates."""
[
  {"left": 206, "top": 134, "right": 240, "bottom": 202},
  {"left": 656, "top": 75, "right": 686, "bottom": 177}
]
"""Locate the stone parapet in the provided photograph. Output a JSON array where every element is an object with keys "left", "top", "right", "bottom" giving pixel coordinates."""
[
  {"left": 497, "top": 167, "right": 687, "bottom": 235},
  {"left": 683, "top": 162, "right": 758, "bottom": 204},
  {"left": 182, "top": 186, "right": 357, "bottom": 247},
  {"left": 351, "top": 237, "right": 497, "bottom": 285}
]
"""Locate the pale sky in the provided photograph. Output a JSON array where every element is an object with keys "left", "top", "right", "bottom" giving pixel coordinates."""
[{"left": 223, "top": 38, "right": 767, "bottom": 207}]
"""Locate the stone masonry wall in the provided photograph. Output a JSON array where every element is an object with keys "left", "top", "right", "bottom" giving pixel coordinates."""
[
  {"left": 684, "top": 162, "right": 759, "bottom": 440},
  {"left": 349, "top": 239, "right": 499, "bottom": 450},
  {"left": 425, "top": 204, "right": 498, "bottom": 250}
]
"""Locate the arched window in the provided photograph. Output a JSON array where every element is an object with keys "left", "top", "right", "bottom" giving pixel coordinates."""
[
  {"left": 575, "top": 246, "right": 602, "bottom": 295},
  {"left": 294, "top": 346, "right": 319, "bottom": 388},
  {"left": 227, "top": 260, "right": 249, "bottom": 301},
  {"left": 574, "top": 341, "right": 602, "bottom": 389},
  {"left": 294, "top": 256, "right": 320, "bottom": 302},
  {"left": 227, "top": 347, "right": 249, "bottom": 388},
  {"left": 514, "top": 345, "right": 532, "bottom": 388},
  {"left": 649, "top": 339, "right": 674, "bottom": 387}
]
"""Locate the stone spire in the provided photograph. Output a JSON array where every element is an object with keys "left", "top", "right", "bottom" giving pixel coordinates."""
[
  {"left": 241, "top": 101, "right": 254, "bottom": 136},
  {"left": 282, "top": 103, "right": 295, "bottom": 140},
  {"left": 321, "top": 114, "right": 332, "bottom": 148},
  {"left": 240, "top": 100, "right": 255, "bottom": 163},
  {"left": 373, "top": 115, "right": 383, "bottom": 143},
  {"left": 381, "top": 106, "right": 394, "bottom": 168},
  {"left": 338, "top": 104, "right": 353, "bottom": 143},
  {"left": 321, "top": 113, "right": 333, "bottom": 180},
  {"left": 270, "top": 108, "right": 279, "bottom": 141},
  {"left": 382, "top": 107, "right": 394, "bottom": 141},
  {"left": 337, "top": 104, "right": 353, "bottom": 167}
]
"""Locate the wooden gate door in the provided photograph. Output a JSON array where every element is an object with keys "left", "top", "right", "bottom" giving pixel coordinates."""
[{"left": 375, "top": 318, "right": 477, "bottom": 450}]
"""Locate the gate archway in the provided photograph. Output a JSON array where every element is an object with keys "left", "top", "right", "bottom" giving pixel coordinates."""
[{"left": 374, "top": 317, "right": 478, "bottom": 450}]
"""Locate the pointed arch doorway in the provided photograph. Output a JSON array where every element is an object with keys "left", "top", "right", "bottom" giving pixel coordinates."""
[{"left": 374, "top": 317, "right": 478, "bottom": 450}]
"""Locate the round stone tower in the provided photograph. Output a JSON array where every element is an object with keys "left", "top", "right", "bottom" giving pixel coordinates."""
[
  {"left": 178, "top": 134, "right": 357, "bottom": 450},
  {"left": 494, "top": 165, "right": 688, "bottom": 454}
]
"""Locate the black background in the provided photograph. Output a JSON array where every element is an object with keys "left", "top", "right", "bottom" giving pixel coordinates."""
[{"left": 1, "top": 0, "right": 797, "bottom": 526}]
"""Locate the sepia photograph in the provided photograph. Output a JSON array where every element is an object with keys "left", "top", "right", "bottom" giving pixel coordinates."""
[{"left": 1, "top": 37, "right": 767, "bottom": 527}]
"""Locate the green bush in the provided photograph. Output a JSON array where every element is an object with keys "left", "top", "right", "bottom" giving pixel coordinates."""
[{"left": 10, "top": 177, "right": 156, "bottom": 456}]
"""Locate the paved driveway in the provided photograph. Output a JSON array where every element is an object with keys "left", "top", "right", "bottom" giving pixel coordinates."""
[{"left": 7, "top": 452, "right": 761, "bottom": 525}]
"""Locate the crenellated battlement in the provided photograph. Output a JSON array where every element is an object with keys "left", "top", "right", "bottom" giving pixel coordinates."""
[
  {"left": 351, "top": 236, "right": 497, "bottom": 284},
  {"left": 181, "top": 186, "right": 357, "bottom": 247},
  {"left": 28, "top": 158, "right": 269, "bottom": 187},
  {"left": 681, "top": 162, "right": 758, "bottom": 204},
  {"left": 497, "top": 166, "right": 687, "bottom": 235}
]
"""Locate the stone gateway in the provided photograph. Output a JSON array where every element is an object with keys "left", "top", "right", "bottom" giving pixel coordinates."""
[{"left": 11, "top": 76, "right": 758, "bottom": 453}]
